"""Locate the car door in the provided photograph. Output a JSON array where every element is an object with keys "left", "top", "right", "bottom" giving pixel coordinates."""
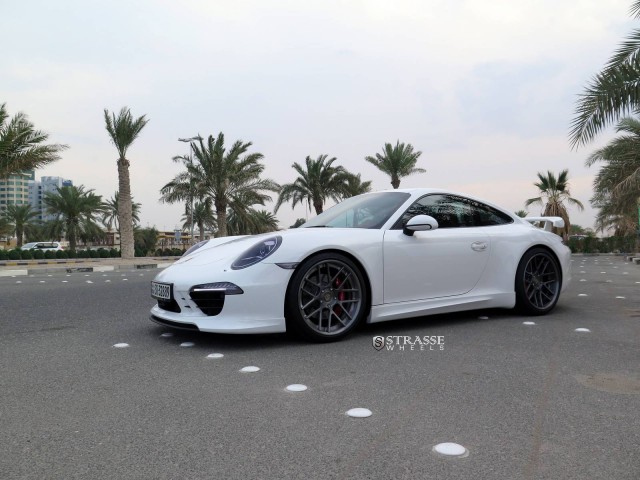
[{"left": 383, "top": 194, "right": 491, "bottom": 303}]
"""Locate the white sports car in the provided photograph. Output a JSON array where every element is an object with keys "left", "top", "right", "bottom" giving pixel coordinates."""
[{"left": 150, "top": 189, "right": 571, "bottom": 341}]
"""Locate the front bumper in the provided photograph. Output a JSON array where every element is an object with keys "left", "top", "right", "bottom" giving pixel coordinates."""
[{"left": 149, "top": 262, "right": 292, "bottom": 334}]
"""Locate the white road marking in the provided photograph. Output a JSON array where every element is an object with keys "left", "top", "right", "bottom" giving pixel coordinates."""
[
  {"left": 180, "top": 342, "right": 195, "bottom": 347},
  {"left": 433, "top": 443, "right": 468, "bottom": 457},
  {"left": 240, "top": 366, "right": 260, "bottom": 373},
  {"left": 346, "top": 408, "right": 372, "bottom": 418},
  {"left": 207, "top": 353, "right": 223, "bottom": 358},
  {"left": 575, "top": 328, "right": 591, "bottom": 333},
  {"left": 113, "top": 343, "right": 129, "bottom": 348},
  {"left": 286, "top": 384, "right": 308, "bottom": 392}
]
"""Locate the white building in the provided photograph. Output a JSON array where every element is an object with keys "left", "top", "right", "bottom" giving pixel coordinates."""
[{"left": 28, "top": 176, "right": 73, "bottom": 221}]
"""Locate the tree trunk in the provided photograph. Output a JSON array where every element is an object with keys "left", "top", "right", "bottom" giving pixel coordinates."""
[
  {"left": 199, "top": 222, "right": 205, "bottom": 242},
  {"left": 216, "top": 202, "right": 227, "bottom": 237},
  {"left": 314, "top": 202, "right": 323, "bottom": 215},
  {"left": 68, "top": 220, "right": 77, "bottom": 251},
  {"left": 391, "top": 176, "right": 400, "bottom": 189},
  {"left": 17, "top": 227, "right": 23, "bottom": 247},
  {"left": 117, "top": 158, "right": 135, "bottom": 259}
]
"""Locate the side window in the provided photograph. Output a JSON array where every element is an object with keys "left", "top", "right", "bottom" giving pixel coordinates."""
[{"left": 393, "top": 194, "right": 513, "bottom": 229}]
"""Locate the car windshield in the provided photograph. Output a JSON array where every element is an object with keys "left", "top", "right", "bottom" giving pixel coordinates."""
[
  {"left": 302, "top": 192, "right": 411, "bottom": 229},
  {"left": 22, "top": 243, "right": 37, "bottom": 249}
]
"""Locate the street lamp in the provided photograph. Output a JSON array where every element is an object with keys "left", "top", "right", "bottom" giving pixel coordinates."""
[{"left": 178, "top": 136, "right": 202, "bottom": 246}]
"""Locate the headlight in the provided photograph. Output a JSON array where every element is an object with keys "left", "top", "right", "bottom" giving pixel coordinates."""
[
  {"left": 183, "top": 240, "right": 208, "bottom": 257},
  {"left": 231, "top": 236, "right": 282, "bottom": 270}
]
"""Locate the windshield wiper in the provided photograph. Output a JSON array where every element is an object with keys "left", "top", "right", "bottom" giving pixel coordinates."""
[{"left": 306, "top": 225, "right": 333, "bottom": 228}]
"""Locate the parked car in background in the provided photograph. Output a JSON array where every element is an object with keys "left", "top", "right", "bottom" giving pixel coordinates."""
[{"left": 20, "top": 242, "right": 64, "bottom": 252}]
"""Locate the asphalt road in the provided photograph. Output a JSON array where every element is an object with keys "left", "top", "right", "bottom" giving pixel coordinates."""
[{"left": 1, "top": 258, "right": 639, "bottom": 480}]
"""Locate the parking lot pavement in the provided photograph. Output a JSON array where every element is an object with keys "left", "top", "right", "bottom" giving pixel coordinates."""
[{"left": 0, "top": 256, "right": 639, "bottom": 479}]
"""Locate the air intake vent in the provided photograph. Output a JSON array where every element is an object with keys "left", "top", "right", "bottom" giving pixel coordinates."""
[{"left": 189, "top": 290, "right": 225, "bottom": 316}]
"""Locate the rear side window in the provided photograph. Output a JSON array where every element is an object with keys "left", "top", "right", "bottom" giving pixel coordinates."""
[{"left": 393, "top": 194, "right": 513, "bottom": 229}]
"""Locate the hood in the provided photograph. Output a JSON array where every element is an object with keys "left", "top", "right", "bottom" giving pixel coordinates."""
[{"left": 174, "top": 232, "right": 279, "bottom": 267}]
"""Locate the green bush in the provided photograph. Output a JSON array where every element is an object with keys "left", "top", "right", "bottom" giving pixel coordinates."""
[
  {"left": 0, "top": 250, "right": 7, "bottom": 261},
  {"left": 89, "top": 250, "right": 99, "bottom": 258},
  {"left": 21, "top": 249, "right": 33, "bottom": 260},
  {"left": 110, "top": 248, "right": 119, "bottom": 258},
  {"left": 56, "top": 250, "right": 68, "bottom": 259},
  {"left": 155, "top": 248, "right": 162, "bottom": 257},
  {"left": 44, "top": 250, "right": 55, "bottom": 259},
  {"left": 8, "top": 249, "right": 21, "bottom": 260},
  {"left": 98, "top": 248, "right": 109, "bottom": 258},
  {"left": 171, "top": 248, "right": 183, "bottom": 256},
  {"left": 77, "top": 250, "right": 88, "bottom": 258},
  {"left": 33, "top": 250, "right": 45, "bottom": 259},
  {"left": 67, "top": 249, "right": 77, "bottom": 258}
]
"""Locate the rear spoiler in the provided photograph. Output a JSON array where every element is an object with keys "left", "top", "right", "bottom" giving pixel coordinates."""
[{"left": 523, "top": 216, "right": 565, "bottom": 232}]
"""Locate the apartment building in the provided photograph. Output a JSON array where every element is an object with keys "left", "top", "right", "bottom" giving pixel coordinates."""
[
  {"left": 28, "top": 176, "right": 73, "bottom": 221},
  {"left": 0, "top": 170, "right": 35, "bottom": 213}
]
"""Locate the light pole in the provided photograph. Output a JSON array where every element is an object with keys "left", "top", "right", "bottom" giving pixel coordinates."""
[{"left": 178, "top": 136, "right": 202, "bottom": 245}]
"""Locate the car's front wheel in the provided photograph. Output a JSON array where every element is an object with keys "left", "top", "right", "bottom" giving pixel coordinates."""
[
  {"left": 285, "top": 252, "right": 368, "bottom": 342},
  {"left": 515, "top": 247, "right": 562, "bottom": 315}
]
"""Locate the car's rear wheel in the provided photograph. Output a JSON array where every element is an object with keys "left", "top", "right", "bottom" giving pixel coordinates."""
[
  {"left": 515, "top": 247, "right": 561, "bottom": 315},
  {"left": 285, "top": 252, "right": 368, "bottom": 342}
]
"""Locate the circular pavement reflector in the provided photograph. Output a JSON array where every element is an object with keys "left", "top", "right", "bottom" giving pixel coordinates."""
[
  {"left": 113, "top": 343, "right": 129, "bottom": 348},
  {"left": 433, "top": 443, "right": 468, "bottom": 457},
  {"left": 286, "top": 384, "right": 308, "bottom": 392},
  {"left": 207, "top": 353, "right": 224, "bottom": 359},
  {"left": 180, "top": 342, "right": 195, "bottom": 347},
  {"left": 346, "top": 408, "right": 372, "bottom": 418},
  {"left": 578, "top": 294, "right": 588, "bottom": 297},
  {"left": 240, "top": 366, "right": 260, "bottom": 373},
  {"left": 575, "top": 328, "right": 591, "bottom": 333},
  {"left": 160, "top": 332, "right": 173, "bottom": 338}
]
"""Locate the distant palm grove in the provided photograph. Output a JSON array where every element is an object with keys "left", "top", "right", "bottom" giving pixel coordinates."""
[{"left": 3, "top": 2, "right": 640, "bottom": 255}]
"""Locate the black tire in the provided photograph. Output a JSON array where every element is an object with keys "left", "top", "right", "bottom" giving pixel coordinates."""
[
  {"left": 515, "top": 247, "right": 562, "bottom": 315},
  {"left": 285, "top": 252, "right": 369, "bottom": 342}
]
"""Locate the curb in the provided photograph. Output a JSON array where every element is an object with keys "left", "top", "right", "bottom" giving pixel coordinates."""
[{"left": 0, "top": 262, "right": 174, "bottom": 277}]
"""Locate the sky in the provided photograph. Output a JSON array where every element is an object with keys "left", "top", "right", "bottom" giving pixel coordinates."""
[{"left": 2, "top": 0, "right": 636, "bottom": 232}]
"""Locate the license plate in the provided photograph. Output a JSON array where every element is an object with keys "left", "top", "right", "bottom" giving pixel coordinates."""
[{"left": 151, "top": 282, "right": 172, "bottom": 300}]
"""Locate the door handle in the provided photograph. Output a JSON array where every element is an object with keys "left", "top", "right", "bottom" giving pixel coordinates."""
[{"left": 471, "top": 241, "right": 487, "bottom": 252}]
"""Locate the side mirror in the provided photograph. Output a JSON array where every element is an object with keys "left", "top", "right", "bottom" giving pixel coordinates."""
[{"left": 403, "top": 215, "right": 439, "bottom": 236}]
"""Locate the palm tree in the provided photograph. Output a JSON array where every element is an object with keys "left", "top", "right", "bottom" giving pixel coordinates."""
[
  {"left": 1, "top": 204, "right": 39, "bottom": 246},
  {"left": 134, "top": 227, "right": 158, "bottom": 256},
  {"left": 104, "top": 107, "right": 149, "bottom": 259},
  {"left": 365, "top": 141, "right": 425, "bottom": 189},
  {"left": 514, "top": 210, "right": 528, "bottom": 218},
  {"left": 181, "top": 201, "right": 216, "bottom": 241},
  {"left": 0, "top": 103, "right": 68, "bottom": 179},
  {"left": 275, "top": 155, "right": 350, "bottom": 215},
  {"left": 227, "top": 208, "right": 279, "bottom": 235},
  {"left": 570, "top": 1, "right": 640, "bottom": 147},
  {"left": 0, "top": 216, "right": 11, "bottom": 239},
  {"left": 161, "top": 133, "right": 279, "bottom": 237},
  {"left": 524, "top": 170, "right": 584, "bottom": 240},
  {"left": 44, "top": 185, "right": 105, "bottom": 251},
  {"left": 342, "top": 173, "right": 372, "bottom": 198},
  {"left": 585, "top": 116, "right": 640, "bottom": 243},
  {"left": 102, "top": 191, "right": 141, "bottom": 234}
]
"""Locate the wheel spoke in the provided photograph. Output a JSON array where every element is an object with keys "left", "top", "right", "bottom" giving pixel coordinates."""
[{"left": 522, "top": 253, "right": 559, "bottom": 310}]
